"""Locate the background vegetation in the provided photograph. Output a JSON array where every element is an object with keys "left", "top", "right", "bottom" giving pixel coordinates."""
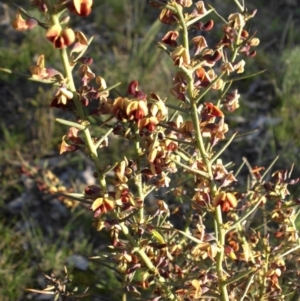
[{"left": 1, "top": 0, "right": 300, "bottom": 300}]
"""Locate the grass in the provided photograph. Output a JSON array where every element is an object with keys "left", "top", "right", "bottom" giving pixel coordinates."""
[
  {"left": 1, "top": 0, "right": 300, "bottom": 299},
  {"left": 0, "top": 220, "right": 33, "bottom": 300}
]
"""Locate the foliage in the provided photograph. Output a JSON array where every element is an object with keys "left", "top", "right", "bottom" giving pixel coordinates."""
[{"left": 1, "top": 0, "right": 300, "bottom": 301}]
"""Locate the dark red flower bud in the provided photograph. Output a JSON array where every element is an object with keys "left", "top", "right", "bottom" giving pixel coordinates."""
[
  {"left": 248, "top": 50, "right": 257, "bottom": 57},
  {"left": 203, "top": 19, "right": 214, "bottom": 31},
  {"left": 127, "top": 80, "right": 147, "bottom": 100},
  {"left": 203, "top": 50, "right": 222, "bottom": 64},
  {"left": 161, "top": 31, "right": 179, "bottom": 47},
  {"left": 79, "top": 56, "right": 93, "bottom": 64}
]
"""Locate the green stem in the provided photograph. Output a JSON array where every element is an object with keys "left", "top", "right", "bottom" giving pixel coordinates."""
[
  {"left": 175, "top": 6, "right": 228, "bottom": 300},
  {"left": 165, "top": 103, "right": 189, "bottom": 113},
  {"left": 174, "top": 150, "right": 192, "bottom": 163},
  {"left": 225, "top": 69, "right": 266, "bottom": 82},
  {"left": 158, "top": 122, "right": 182, "bottom": 134},
  {"left": 217, "top": 81, "right": 232, "bottom": 107},
  {"left": 134, "top": 126, "right": 144, "bottom": 221},
  {"left": 167, "top": 136, "right": 194, "bottom": 147},
  {"left": 169, "top": 157, "right": 209, "bottom": 179},
  {"left": 54, "top": 192, "right": 92, "bottom": 205},
  {"left": 211, "top": 132, "right": 238, "bottom": 163},
  {"left": 231, "top": 24, "right": 244, "bottom": 63},
  {"left": 240, "top": 273, "right": 255, "bottom": 301},
  {"left": 50, "top": 14, "right": 85, "bottom": 120},
  {"left": 233, "top": 0, "right": 244, "bottom": 12},
  {"left": 208, "top": 4, "right": 227, "bottom": 23},
  {"left": 12, "top": 3, "right": 48, "bottom": 29},
  {"left": 96, "top": 163, "right": 118, "bottom": 183},
  {"left": 227, "top": 195, "right": 262, "bottom": 232},
  {"left": 224, "top": 268, "right": 256, "bottom": 286},
  {"left": 175, "top": 3, "right": 190, "bottom": 65},
  {"left": 259, "top": 245, "right": 269, "bottom": 300},
  {"left": 94, "top": 128, "right": 114, "bottom": 149},
  {"left": 50, "top": 13, "right": 105, "bottom": 190},
  {"left": 190, "top": 101, "right": 212, "bottom": 179},
  {"left": 177, "top": 229, "right": 204, "bottom": 244},
  {"left": 278, "top": 244, "right": 300, "bottom": 258},
  {"left": 122, "top": 281, "right": 127, "bottom": 301},
  {"left": 55, "top": 118, "right": 85, "bottom": 130},
  {"left": 215, "top": 206, "right": 229, "bottom": 301},
  {"left": 149, "top": 0, "right": 176, "bottom": 13},
  {"left": 185, "top": 8, "right": 214, "bottom": 28}
]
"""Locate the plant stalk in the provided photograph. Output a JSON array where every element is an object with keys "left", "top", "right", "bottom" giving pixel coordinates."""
[{"left": 175, "top": 5, "right": 229, "bottom": 300}]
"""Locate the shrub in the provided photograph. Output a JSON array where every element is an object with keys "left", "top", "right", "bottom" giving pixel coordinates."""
[{"left": 2, "top": 0, "right": 300, "bottom": 300}]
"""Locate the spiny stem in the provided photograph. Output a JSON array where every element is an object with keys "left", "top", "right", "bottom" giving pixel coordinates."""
[
  {"left": 215, "top": 206, "right": 229, "bottom": 301},
  {"left": 51, "top": 14, "right": 85, "bottom": 119},
  {"left": 113, "top": 213, "right": 177, "bottom": 300},
  {"left": 175, "top": 3, "right": 190, "bottom": 64},
  {"left": 170, "top": 156, "right": 209, "bottom": 178},
  {"left": 233, "top": 0, "right": 244, "bottom": 12},
  {"left": 175, "top": 6, "right": 229, "bottom": 301},
  {"left": 134, "top": 126, "right": 144, "bottom": 221},
  {"left": 50, "top": 12, "right": 105, "bottom": 189},
  {"left": 55, "top": 118, "right": 85, "bottom": 130}
]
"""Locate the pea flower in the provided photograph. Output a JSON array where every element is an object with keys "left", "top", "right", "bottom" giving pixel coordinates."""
[
  {"left": 11, "top": 10, "right": 37, "bottom": 31},
  {"left": 126, "top": 99, "right": 148, "bottom": 122},
  {"left": 50, "top": 86, "right": 73, "bottom": 108},
  {"left": 170, "top": 45, "right": 190, "bottom": 67},
  {"left": 92, "top": 194, "right": 115, "bottom": 218},
  {"left": 213, "top": 192, "right": 237, "bottom": 212},
  {"left": 46, "top": 25, "right": 75, "bottom": 48},
  {"left": 67, "top": 0, "right": 93, "bottom": 17},
  {"left": 30, "top": 55, "right": 61, "bottom": 80},
  {"left": 161, "top": 31, "right": 179, "bottom": 47}
]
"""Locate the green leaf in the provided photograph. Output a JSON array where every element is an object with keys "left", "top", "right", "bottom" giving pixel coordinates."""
[{"left": 152, "top": 229, "right": 165, "bottom": 244}]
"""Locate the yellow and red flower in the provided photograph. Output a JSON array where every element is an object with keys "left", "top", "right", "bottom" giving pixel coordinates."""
[
  {"left": 11, "top": 10, "right": 37, "bottom": 31},
  {"left": 213, "top": 192, "right": 237, "bottom": 212},
  {"left": 92, "top": 194, "right": 115, "bottom": 218},
  {"left": 46, "top": 25, "right": 75, "bottom": 48},
  {"left": 67, "top": 0, "right": 93, "bottom": 17}
]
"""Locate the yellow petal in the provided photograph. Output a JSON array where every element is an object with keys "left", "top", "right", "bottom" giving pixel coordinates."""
[
  {"left": 46, "top": 25, "right": 62, "bottom": 41},
  {"left": 226, "top": 192, "right": 237, "bottom": 208},
  {"left": 92, "top": 197, "right": 104, "bottom": 211}
]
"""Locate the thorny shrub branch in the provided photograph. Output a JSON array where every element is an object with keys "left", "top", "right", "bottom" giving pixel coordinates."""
[{"left": 3, "top": 0, "right": 300, "bottom": 300}]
